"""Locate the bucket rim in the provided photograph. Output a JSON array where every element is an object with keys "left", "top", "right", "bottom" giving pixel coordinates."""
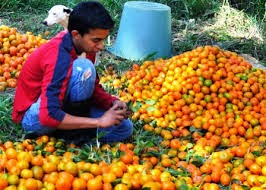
[{"left": 124, "top": 1, "right": 170, "bottom": 11}]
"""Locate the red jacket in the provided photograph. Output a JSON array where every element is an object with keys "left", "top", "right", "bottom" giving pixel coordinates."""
[{"left": 12, "top": 31, "right": 117, "bottom": 127}]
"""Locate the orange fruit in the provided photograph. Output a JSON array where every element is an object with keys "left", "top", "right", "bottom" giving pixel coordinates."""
[
  {"left": 161, "top": 181, "right": 176, "bottom": 190},
  {"left": 142, "top": 181, "right": 161, "bottom": 190},
  {"left": 0, "top": 178, "right": 8, "bottom": 189},
  {"left": 20, "top": 169, "right": 33, "bottom": 179},
  {"left": 220, "top": 173, "right": 231, "bottom": 186},
  {"left": 31, "top": 155, "right": 44, "bottom": 166},
  {"left": 42, "top": 162, "right": 57, "bottom": 174},
  {"left": 89, "top": 163, "right": 102, "bottom": 176},
  {"left": 87, "top": 178, "right": 103, "bottom": 190},
  {"left": 32, "top": 166, "right": 44, "bottom": 180},
  {"left": 249, "top": 163, "right": 262, "bottom": 175},
  {"left": 120, "top": 152, "right": 133, "bottom": 165},
  {"left": 261, "top": 165, "right": 266, "bottom": 176},
  {"left": 24, "top": 178, "right": 38, "bottom": 190},
  {"left": 72, "top": 178, "right": 87, "bottom": 190},
  {"left": 102, "top": 172, "right": 116, "bottom": 183},
  {"left": 64, "top": 161, "right": 78, "bottom": 176},
  {"left": 103, "top": 182, "right": 113, "bottom": 190},
  {"left": 5, "top": 148, "right": 17, "bottom": 159},
  {"left": 7, "top": 174, "right": 19, "bottom": 186}
]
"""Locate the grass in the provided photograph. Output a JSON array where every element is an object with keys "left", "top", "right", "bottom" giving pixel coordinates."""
[
  {"left": 0, "top": 93, "right": 25, "bottom": 142},
  {"left": 171, "top": 4, "right": 266, "bottom": 64},
  {"left": 0, "top": 0, "right": 265, "bottom": 142},
  {"left": 0, "top": 0, "right": 265, "bottom": 63}
]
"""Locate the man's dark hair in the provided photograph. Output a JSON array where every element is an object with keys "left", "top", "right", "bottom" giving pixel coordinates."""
[{"left": 68, "top": 1, "right": 115, "bottom": 35}]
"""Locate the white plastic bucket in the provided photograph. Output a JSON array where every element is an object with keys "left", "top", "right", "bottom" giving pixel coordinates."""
[{"left": 108, "top": 1, "right": 172, "bottom": 61}]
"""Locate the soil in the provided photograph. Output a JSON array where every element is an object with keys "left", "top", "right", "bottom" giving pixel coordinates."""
[{"left": 240, "top": 53, "right": 266, "bottom": 70}]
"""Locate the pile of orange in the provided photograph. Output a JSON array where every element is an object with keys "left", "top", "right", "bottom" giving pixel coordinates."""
[
  {"left": 0, "top": 25, "right": 47, "bottom": 90},
  {"left": 121, "top": 45, "right": 266, "bottom": 141},
  {"left": 118, "top": 45, "right": 266, "bottom": 189},
  {"left": 1, "top": 25, "right": 266, "bottom": 189},
  {"left": 0, "top": 131, "right": 266, "bottom": 189}
]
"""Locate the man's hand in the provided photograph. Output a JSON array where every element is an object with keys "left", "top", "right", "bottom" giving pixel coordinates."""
[
  {"left": 112, "top": 100, "right": 127, "bottom": 110},
  {"left": 97, "top": 103, "right": 126, "bottom": 128},
  {"left": 112, "top": 100, "right": 133, "bottom": 118}
]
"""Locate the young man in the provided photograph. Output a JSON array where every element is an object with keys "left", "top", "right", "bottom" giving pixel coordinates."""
[{"left": 12, "top": 1, "right": 133, "bottom": 145}]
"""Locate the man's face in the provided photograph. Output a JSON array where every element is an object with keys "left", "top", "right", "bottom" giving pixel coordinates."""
[{"left": 71, "top": 28, "right": 110, "bottom": 54}]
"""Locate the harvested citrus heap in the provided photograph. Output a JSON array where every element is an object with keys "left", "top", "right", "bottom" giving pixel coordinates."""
[
  {"left": 119, "top": 45, "right": 266, "bottom": 189},
  {"left": 0, "top": 25, "right": 47, "bottom": 90},
  {"left": 0, "top": 23, "right": 266, "bottom": 189},
  {"left": 122, "top": 46, "right": 266, "bottom": 141},
  {"left": 122, "top": 46, "right": 265, "bottom": 133}
]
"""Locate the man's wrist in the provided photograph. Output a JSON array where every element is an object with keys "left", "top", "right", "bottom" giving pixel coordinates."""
[
  {"left": 95, "top": 118, "right": 102, "bottom": 128},
  {"left": 112, "top": 99, "right": 119, "bottom": 105}
]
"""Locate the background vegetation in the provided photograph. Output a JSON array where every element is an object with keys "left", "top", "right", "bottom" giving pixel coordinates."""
[
  {"left": 0, "top": 0, "right": 265, "bottom": 64},
  {"left": 0, "top": 0, "right": 265, "bottom": 141}
]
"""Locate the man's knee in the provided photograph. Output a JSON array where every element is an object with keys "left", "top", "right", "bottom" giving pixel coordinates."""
[
  {"left": 72, "top": 58, "right": 96, "bottom": 80},
  {"left": 73, "top": 58, "right": 95, "bottom": 71},
  {"left": 67, "top": 58, "right": 96, "bottom": 101},
  {"left": 122, "top": 119, "right": 134, "bottom": 137}
]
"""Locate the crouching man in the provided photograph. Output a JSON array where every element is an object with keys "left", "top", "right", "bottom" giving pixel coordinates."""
[{"left": 12, "top": 1, "right": 133, "bottom": 145}]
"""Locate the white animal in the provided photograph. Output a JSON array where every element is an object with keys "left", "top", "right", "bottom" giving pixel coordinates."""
[
  {"left": 43, "top": 5, "right": 104, "bottom": 61},
  {"left": 43, "top": 5, "right": 89, "bottom": 58},
  {"left": 42, "top": 5, "right": 72, "bottom": 30}
]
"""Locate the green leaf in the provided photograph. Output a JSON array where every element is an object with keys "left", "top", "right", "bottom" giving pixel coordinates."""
[
  {"left": 126, "top": 101, "right": 133, "bottom": 109},
  {"left": 132, "top": 101, "right": 142, "bottom": 112},
  {"left": 231, "top": 179, "right": 241, "bottom": 184},
  {"left": 165, "top": 168, "right": 190, "bottom": 177},
  {"left": 252, "top": 151, "right": 261, "bottom": 157},
  {"left": 145, "top": 99, "right": 156, "bottom": 105},
  {"left": 146, "top": 106, "right": 156, "bottom": 112},
  {"left": 218, "top": 184, "right": 230, "bottom": 190},
  {"left": 55, "top": 140, "right": 66, "bottom": 149},
  {"left": 142, "top": 52, "right": 158, "bottom": 61},
  {"left": 72, "top": 156, "right": 81, "bottom": 162},
  {"left": 179, "top": 184, "right": 189, "bottom": 190},
  {"left": 41, "top": 150, "right": 51, "bottom": 156},
  {"left": 189, "top": 126, "right": 197, "bottom": 133},
  {"left": 34, "top": 142, "right": 45, "bottom": 151},
  {"left": 242, "top": 185, "right": 249, "bottom": 190},
  {"left": 186, "top": 149, "right": 194, "bottom": 163},
  {"left": 55, "top": 149, "right": 66, "bottom": 156},
  {"left": 145, "top": 150, "right": 161, "bottom": 157},
  {"left": 111, "top": 178, "right": 122, "bottom": 186},
  {"left": 191, "top": 155, "right": 205, "bottom": 167},
  {"left": 67, "top": 147, "right": 80, "bottom": 153}
]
